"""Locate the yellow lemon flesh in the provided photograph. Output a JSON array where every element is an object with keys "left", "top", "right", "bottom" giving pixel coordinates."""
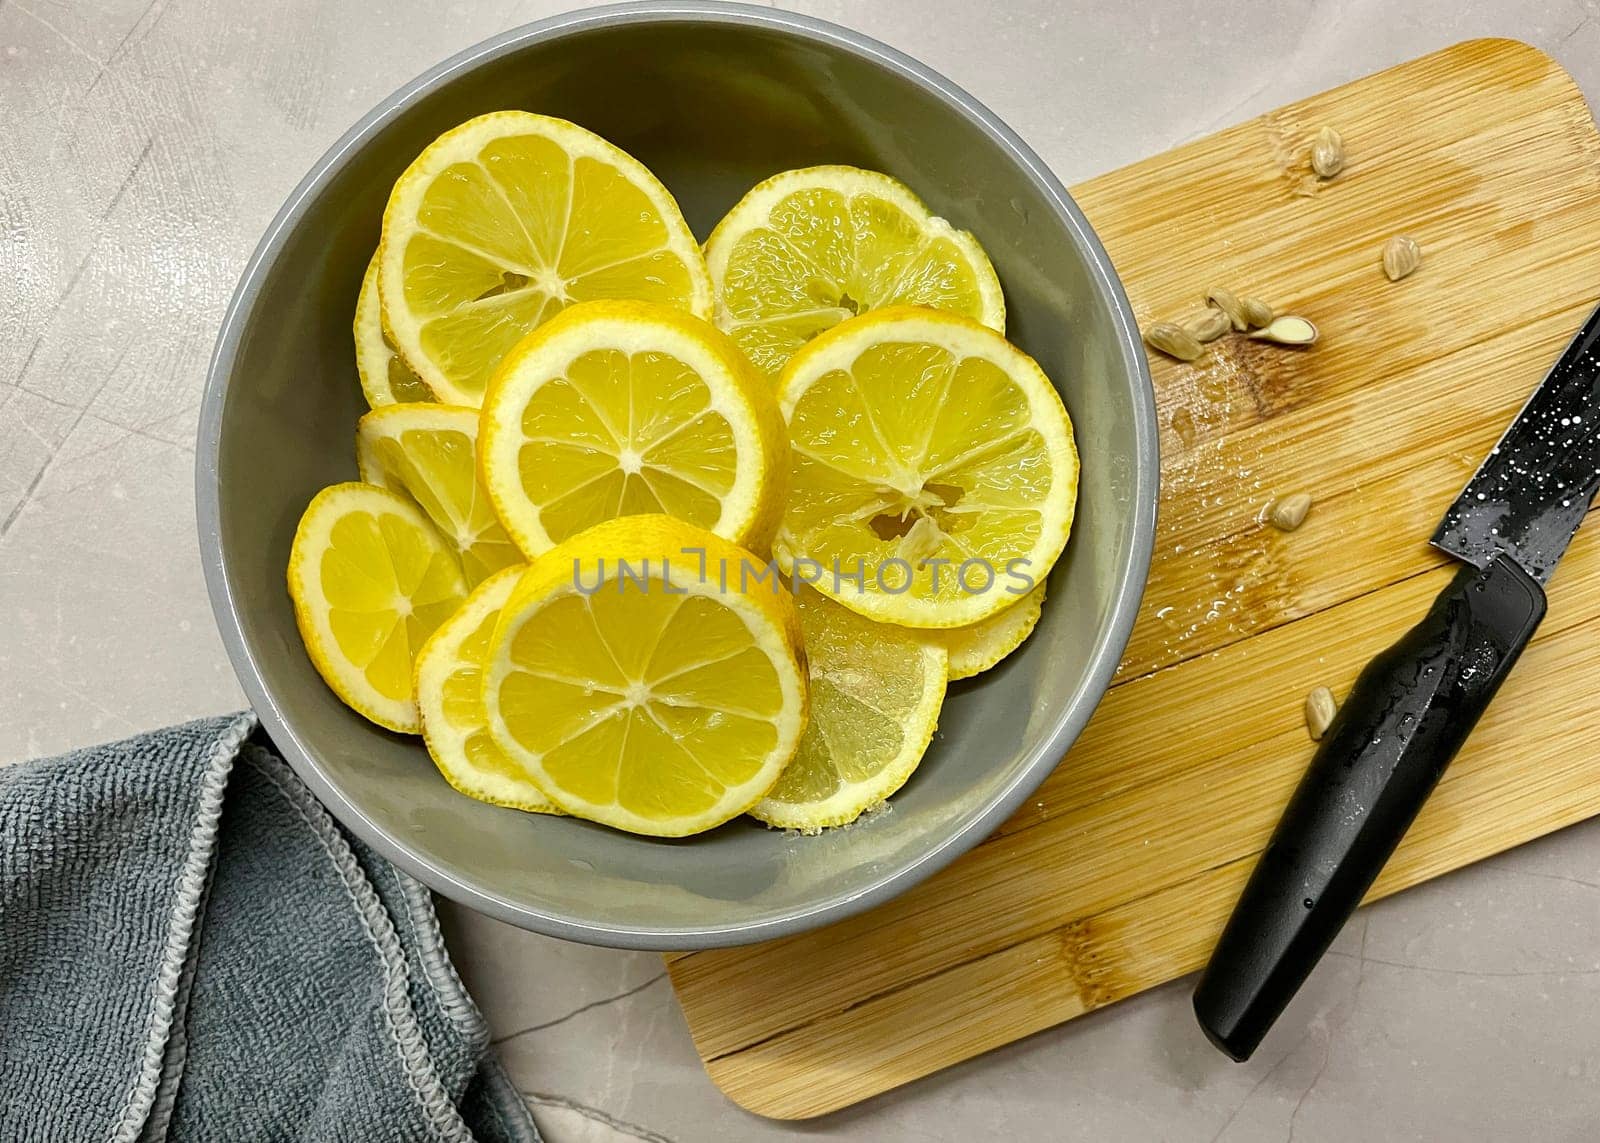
[
  {"left": 354, "top": 251, "right": 434, "bottom": 407},
  {"left": 287, "top": 482, "right": 468, "bottom": 732},
  {"left": 478, "top": 300, "right": 786, "bottom": 559},
  {"left": 704, "top": 166, "right": 1005, "bottom": 378},
  {"left": 776, "top": 307, "right": 1076, "bottom": 628},
  {"left": 356, "top": 403, "right": 520, "bottom": 587},
  {"left": 483, "top": 515, "right": 807, "bottom": 837},
  {"left": 414, "top": 565, "right": 561, "bottom": 814},
  {"left": 380, "top": 111, "right": 712, "bottom": 406},
  {"left": 931, "top": 580, "right": 1047, "bottom": 681},
  {"left": 752, "top": 588, "right": 946, "bottom": 831}
]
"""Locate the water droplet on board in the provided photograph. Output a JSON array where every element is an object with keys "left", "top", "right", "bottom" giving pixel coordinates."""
[{"left": 1170, "top": 407, "right": 1197, "bottom": 447}]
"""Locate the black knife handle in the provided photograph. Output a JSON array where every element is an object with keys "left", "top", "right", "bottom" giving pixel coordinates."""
[{"left": 1193, "top": 555, "right": 1547, "bottom": 1061}]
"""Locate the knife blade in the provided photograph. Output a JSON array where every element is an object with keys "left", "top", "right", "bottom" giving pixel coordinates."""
[
  {"left": 1433, "top": 307, "right": 1600, "bottom": 580},
  {"left": 1193, "top": 302, "right": 1600, "bottom": 1062}
]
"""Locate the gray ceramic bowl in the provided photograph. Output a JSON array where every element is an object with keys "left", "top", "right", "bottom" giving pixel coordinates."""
[{"left": 197, "top": 0, "right": 1157, "bottom": 949}]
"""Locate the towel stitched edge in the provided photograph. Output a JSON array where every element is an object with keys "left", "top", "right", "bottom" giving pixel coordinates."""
[
  {"left": 396, "top": 872, "right": 488, "bottom": 1041},
  {"left": 245, "top": 745, "right": 475, "bottom": 1143},
  {"left": 106, "top": 713, "right": 256, "bottom": 1143}
]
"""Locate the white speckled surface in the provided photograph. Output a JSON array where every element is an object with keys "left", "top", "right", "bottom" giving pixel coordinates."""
[{"left": 5, "top": 1, "right": 1600, "bottom": 1138}]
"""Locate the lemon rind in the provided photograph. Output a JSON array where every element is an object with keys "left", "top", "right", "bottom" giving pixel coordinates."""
[
  {"left": 774, "top": 306, "right": 1077, "bottom": 629},
  {"left": 379, "top": 111, "right": 713, "bottom": 405},
  {"left": 482, "top": 516, "right": 808, "bottom": 837},
  {"left": 353, "top": 401, "right": 479, "bottom": 489},
  {"left": 413, "top": 564, "right": 562, "bottom": 815},
  {"left": 750, "top": 639, "right": 948, "bottom": 831},
  {"left": 354, "top": 250, "right": 434, "bottom": 409},
  {"left": 287, "top": 481, "right": 465, "bottom": 734},
  {"left": 355, "top": 401, "right": 521, "bottom": 587},
  {"left": 937, "top": 580, "right": 1047, "bottom": 681},
  {"left": 478, "top": 300, "right": 787, "bottom": 559},
  {"left": 703, "top": 164, "right": 1006, "bottom": 343}
]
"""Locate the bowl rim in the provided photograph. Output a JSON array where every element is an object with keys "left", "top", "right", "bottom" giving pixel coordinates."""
[{"left": 196, "top": 0, "right": 1159, "bottom": 949}]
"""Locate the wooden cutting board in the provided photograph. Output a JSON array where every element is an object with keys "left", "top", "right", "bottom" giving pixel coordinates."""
[{"left": 667, "top": 38, "right": 1600, "bottom": 1119}]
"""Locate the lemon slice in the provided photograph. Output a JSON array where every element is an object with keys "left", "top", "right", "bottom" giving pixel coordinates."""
[
  {"left": 931, "top": 580, "right": 1047, "bottom": 681},
  {"left": 478, "top": 300, "right": 787, "bottom": 558},
  {"left": 356, "top": 403, "right": 521, "bottom": 586},
  {"left": 776, "top": 306, "right": 1076, "bottom": 628},
  {"left": 380, "top": 111, "right": 712, "bottom": 406},
  {"left": 704, "top": 165, "right": 1005, "bottom": 377},
  {"left": 414, "top": 565, "right": 561, "bottom": 814},
  {"left": 483, "top": 515, "right": 808, "bottom": 837},
  {"left": 752, "top": 588, "right": 946, "bottom": 831},
  {"left": 354, "top": 251, "right": 434, "bottom": 407},
  {"left": 287, "top": 482, "right": 469, "bottom": 732}
]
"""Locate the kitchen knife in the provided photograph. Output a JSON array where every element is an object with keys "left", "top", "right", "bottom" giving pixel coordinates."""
[{"left": 1193, "top": 301, "right": 1600, "bottom": 1062}]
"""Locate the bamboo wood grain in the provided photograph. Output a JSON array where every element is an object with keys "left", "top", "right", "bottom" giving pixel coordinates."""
[{"left": 669, "top": 38, "right": 1600, "bottom": 1118}]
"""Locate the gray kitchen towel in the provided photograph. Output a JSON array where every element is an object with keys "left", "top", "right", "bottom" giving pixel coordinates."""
[{"left": 0, "top": 713, "right": 540, "bottom": 1143}]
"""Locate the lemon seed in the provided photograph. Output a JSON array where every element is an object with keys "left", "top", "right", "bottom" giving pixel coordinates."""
[
  {"left": 1240, "top": 296, "right": 1274, "bottom": 328},
  {"left": 1268, "top": 492, "right": 1313, "bottom": 531},
  {"left": 1310, "top": 126, "right": 1344, "bottom": 178},
  {"left": 1144, "top": 321, "right": 1204, "bottom": 362},
  {"left": 1204, "top": 286, "right": 1248, "bottom": 331},
  {"left": 1382, "top": 235, "right": 1421, "bottom": 281},
  {"left": 1305, "top": 686, "right": 1338, "bottom": 741},
  {"left": 1184, "top": 308, "right": 1232, "bottom": 342},
  {"left": 1248, "top": 315, "right": 1319, "bottom": 346}
]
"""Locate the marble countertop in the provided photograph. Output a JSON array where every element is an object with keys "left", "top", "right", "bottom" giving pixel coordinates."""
[{"left": 5, "top": 0, "right": 1600, "bottom": 1138}]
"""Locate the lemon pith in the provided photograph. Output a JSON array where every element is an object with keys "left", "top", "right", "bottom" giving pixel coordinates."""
[
  {"left": 752, "top": 588, "right": 947, "bottom": 831},
  {"left": 356, "top": 402, "right": 521, "bottom": 586},
  {"left": 775, "top": 306, "right": 1077, "bottom": 628},
  {"left": 704, "top": 165, "right": 1005, "bottom": 377},
  {"left": 354, "top": 251, "right": 434, "bottom": 407},
  {"left": 478, "top": 300, "right": 787, "bottom": 559},
  {"left": 482, "top": 515, "right": 808, "bottom": 837},
  {"left": 380, "top": 111, "right": 712, "bottom": 406},
  {"left": 414, "top": 564, "right": 562, "bottom": 814},
  {"left": 287, "top": 482, "right": 469, "bottom": 733}
]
